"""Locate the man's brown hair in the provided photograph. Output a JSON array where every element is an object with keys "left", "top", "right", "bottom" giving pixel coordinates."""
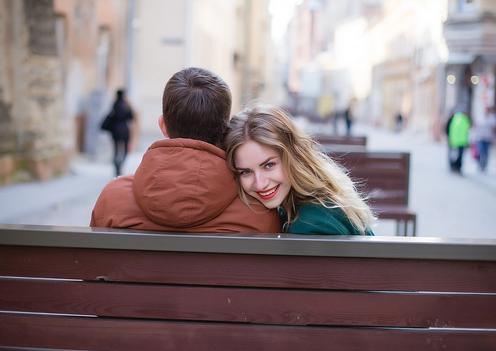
[{"left": 162, "top": 67, "right": 232, "bottom": 146}]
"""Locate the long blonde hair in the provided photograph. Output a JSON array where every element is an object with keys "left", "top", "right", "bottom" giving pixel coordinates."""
[{"left": 225, "top": 105, "right": 375, "bottom": 234}]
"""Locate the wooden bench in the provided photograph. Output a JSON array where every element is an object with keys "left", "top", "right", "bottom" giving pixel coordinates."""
[
  {"left": 329, "top": 151, "right": 417, "bottom": 236},
  {"left": 315, "top": 135, "right": 367, "bottom": 147},
  {"left": 315, "top": 135, "right": 367, "bottom": 152},
  {"left": 1, "top": 225, "right": 495, "bottom": 350}
]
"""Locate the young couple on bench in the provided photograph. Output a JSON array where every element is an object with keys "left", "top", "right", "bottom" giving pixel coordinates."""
[{"left": 91, "top": 67, "right": 374, "bottom": 236}]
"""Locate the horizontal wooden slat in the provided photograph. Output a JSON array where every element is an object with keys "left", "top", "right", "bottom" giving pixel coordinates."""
[
  {"left": 1, "top": 246, "right": 495, "bottom": 292},
  {"left": 331, "top": 153, "right": 409, "bottom": 172},
  {"left": 2, "top": 225, "right": 496, "bottom": 261},
  {"left": 329, "top": 152, "right": 411, "bottom": 207},
  {"left": 1, "top": 313, "right": 495, "bottom": 351},
  {"left": 315, "top": 135, "right": 367, "bottom": 146},
  {"left": 1, "top": 279, "right": 495, "bottom": 328}
]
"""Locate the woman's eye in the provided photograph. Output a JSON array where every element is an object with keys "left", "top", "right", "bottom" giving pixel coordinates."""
[
  {"left": 264, "top": 162, "right": 276, "bottom": 169},
  {"left": 239, "top": 170, "right": 251, "bottom": 176}
]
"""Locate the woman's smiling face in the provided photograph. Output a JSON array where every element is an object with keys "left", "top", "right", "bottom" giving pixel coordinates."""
[{"left": 234, "top": 140, "right": 291, "bottom": 209}]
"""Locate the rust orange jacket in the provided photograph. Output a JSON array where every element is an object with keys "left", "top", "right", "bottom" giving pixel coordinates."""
[{"left": 90, "top": 138, "right": 281, "bottom": 233}]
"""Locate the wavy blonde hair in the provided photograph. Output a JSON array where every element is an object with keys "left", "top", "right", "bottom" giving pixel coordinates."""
[{"left": 225, "top": 105, "right": 375, "bottom": 234}]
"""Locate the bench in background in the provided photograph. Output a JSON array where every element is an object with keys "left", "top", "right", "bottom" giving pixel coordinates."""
[
  {"left": 315, "top": 134, "right": 367, "bottom": 146},
  {"left": 329, "top": 151, "right": 417, "bottom": 236},
  {"left": 1, "top": 225, "right": 495, "bottom": 350},
  {"left": 315, "top": 134, "right": 367, "bottom": 152}
]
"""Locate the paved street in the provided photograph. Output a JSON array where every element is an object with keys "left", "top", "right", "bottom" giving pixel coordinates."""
[
  {"left": 367, "top": 124, "right": 496, "bottom": 238},
  {"left": 299, "top": 119, "right": 496, "bottom": 238},
  {"left": 1, "top": 123, "right": 495, "bottom": 238},
  {"left": 374, "top": 128, "right": 496, "bottom": 238},
  {"left": 0, "top": 133, "right": 159, "bottom": 228}
]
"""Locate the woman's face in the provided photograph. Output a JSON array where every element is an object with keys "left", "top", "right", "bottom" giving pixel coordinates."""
[{"left": 234, "top": 140, "right": 291, "bottom": 209}]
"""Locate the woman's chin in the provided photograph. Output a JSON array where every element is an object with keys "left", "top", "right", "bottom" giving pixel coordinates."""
[{"left": 246, "top": 194, "right": 270, "bottom": 208}]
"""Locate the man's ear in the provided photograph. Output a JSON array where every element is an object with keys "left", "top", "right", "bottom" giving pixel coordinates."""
[{"left": 158, "top": 115, "right": 169, "bottom": 138}]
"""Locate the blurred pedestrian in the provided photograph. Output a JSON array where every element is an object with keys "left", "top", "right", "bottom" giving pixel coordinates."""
[
  {"left": 473, "top": 106, "right": 496, "bottom": 172},
  {"left": 101, "top": 89, "right": 135, "bottom": 177},
  {"left": 344, "top": 105, "right": 353, "bottom": 136},
  {"left": 331, "top": 111, "right": 339, "bottom": 135},
  {"left": 395, "top": 112, "right": 404, "bottom": 132},
  {"left": 446, "top": 110, "right": 471, "bottom": 174}
]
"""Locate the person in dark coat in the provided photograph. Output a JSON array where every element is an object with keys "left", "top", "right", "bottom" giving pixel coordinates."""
[
  {"left": 106, "top": 89, "right": 134, "bottom": 176},
  {"left": 395, "top": 112, "right": 404, "bottom": 132},
  {"left": 344, "top": 106, "right": 353, "bottom": 136}
]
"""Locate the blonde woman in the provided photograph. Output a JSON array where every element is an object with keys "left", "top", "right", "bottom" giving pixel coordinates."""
[{"left": 225, "top": 105, "right": 375, "bottom": 235}]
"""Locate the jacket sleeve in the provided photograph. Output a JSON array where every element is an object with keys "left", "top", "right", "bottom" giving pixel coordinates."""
[
  {"left": 89, "top": 176, "right": 142, "bottom": 228},
  {"left": 89, "top": 209, "right": 98, "bottom": 227},
  {"left": 219, "top": 197, "right": 282, "bottom": 234},
  {"left": 289, "top": 204, "right": 355, "bottom": 235},
  {"left": 89, "top": 182, "right": 114, "bottom": 227}
]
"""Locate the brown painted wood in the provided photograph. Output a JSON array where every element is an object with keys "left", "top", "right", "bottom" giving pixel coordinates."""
[
  {"left": 1, "top": 279, "right": 495, "bottom": 328},
  {"left": 1, "top": 246, "right": 495, "bottom": 293},
  {"left": 1, "top": 314, "right": 495, "bottom": 351},
  {"left": 315, "top": 135, "right": 367, "bottom": 146},
  {"left": 329, "top": 152, "right": 411, "bottom": 207},
  {"left": 328, "top": 151, "right": 415, "bottom": 234}
]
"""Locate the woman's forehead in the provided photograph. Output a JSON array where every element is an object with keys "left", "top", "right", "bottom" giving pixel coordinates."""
[{"left": 235, "top": 140, "right": 279, "bottom": 167}]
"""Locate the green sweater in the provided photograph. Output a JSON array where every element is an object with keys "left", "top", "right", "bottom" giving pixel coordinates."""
[
  {"left": 279, "top": 203, "right": 373, "bottom": 236},
  {"left": 448, "top": 112, "right": 471, "bottom": 147}
]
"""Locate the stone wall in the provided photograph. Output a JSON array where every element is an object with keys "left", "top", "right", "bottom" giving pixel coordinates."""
[
  {"left": 0, "top": 0, "right": 69, "bottom": 184},
  {"left": 0, "top": 0, "right": 128, "bottom": 185}
]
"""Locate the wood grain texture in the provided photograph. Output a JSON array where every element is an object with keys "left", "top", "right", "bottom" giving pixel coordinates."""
[
  {"left": 1, "top": 314, "right": 495, "bottom": 351},
  {"left": 1, "top": 246, "right": 495, "bottom": 292},
  {"left": 315, "top": 135, "right": 367, "bottom": 146},
  {"left": 329, "top": 152, "right": 410, "bottom": 207},
  {"left": 1, "top": 278, "right": 495, "bottom": 328}
]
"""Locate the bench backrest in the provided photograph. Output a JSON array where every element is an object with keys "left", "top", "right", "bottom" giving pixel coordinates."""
[
  {"left": 330, "top": 151, "right": 411, "bottom": 207},
  {"left": 1, "top": 225, "right": 496, "bottom": 350},
  {"left": 315, "top": 135, "right": 367, "bottom": 146}
]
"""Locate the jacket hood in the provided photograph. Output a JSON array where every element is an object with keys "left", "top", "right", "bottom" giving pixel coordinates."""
[{"left": 133, "top": 138, "right": 238, "bottom": 228}]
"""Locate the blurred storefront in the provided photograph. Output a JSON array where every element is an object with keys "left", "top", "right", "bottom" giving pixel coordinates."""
[{"left": 443, "top": 0, "right": 496, "bottom": 127}]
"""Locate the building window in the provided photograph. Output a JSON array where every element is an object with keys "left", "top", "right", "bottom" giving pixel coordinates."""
[
  {"left": 456, "top": 0, "right": 475, "bottom": 13},
  {"left": 96, "top": 26, "right": 111, "bottom": 89}
]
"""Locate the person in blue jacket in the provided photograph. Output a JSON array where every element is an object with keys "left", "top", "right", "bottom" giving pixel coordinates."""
[{"left": 225, "top": 105, "right": 375, "bottom": 235}]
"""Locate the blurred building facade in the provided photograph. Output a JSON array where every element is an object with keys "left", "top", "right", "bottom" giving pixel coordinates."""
[
  {"left": 131, "top": 0, "right": 273, "bottom": 135},
  {"left": 283, "top": 0, "right": 496, "bottom": 138},
  {"left": 367, "top": 0, "right": 448, "bottom": 134},
  {"left": 0, "top": 0, "right": 129, "bottom": 184},
  {"left": 1, "top": 0, "right": 273, "bottom": 184},
  {"left": 284, "top": 0, "right": 449, "bottom": 133},
  {"left": 285, "top": 0, "right": 325, "bottom": 118}
]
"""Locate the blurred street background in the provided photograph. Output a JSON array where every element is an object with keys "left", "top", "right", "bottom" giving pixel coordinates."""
[{"left": 1, "top": 0, "right": 496, "bottom": 237}]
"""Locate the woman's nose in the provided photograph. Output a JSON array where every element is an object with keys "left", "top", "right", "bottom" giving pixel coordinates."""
[{"left": 253, "top": 172, "right": 268, "bottom": 191}]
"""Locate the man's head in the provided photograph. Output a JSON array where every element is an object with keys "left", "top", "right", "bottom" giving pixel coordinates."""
[
  {"left": 160, "top": 67, "right": 232, "bottom": 147},
  {"left": 116, "top": 89, "right": 125, "bottom": 100}
]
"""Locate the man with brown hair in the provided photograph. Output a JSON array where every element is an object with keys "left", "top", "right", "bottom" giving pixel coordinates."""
[{"left": 91, "top": 67, "right": 280, "bottom": 233}]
